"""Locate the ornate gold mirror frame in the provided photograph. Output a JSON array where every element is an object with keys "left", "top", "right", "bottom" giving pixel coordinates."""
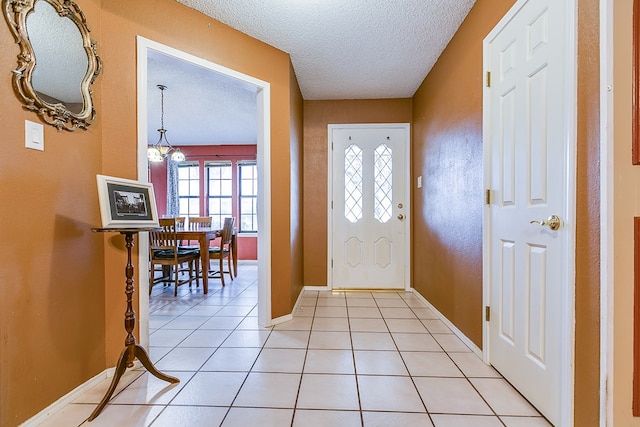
[{"left": 3, "top": 0, "right": 101, "bottom": 131}]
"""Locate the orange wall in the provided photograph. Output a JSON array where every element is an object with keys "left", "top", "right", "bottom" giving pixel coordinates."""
[
  {"left": 412, "top": 0, "right": 515, "bottom": 348},
  {"left": 411, "top": 0, "right": 601, "bottom": 424},
  {"left": 0, "top": 0, "right": 106, "bottom": 425},
  {"left": 302, "top": 99, "right": 413, "bottom": 285},
  {"left": 574, "top": 0, "right": 601, "bottom": 424},
  {"left": 0, "top": 0, "right": 302, "bottom": 424}
]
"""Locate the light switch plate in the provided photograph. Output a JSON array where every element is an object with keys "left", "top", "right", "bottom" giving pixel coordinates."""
[
  {"left": 25, "top": 120, "right": 44, "bottom": 151},
  {"left": 417, "top": 175, "right": 422, "bottom": 188}
]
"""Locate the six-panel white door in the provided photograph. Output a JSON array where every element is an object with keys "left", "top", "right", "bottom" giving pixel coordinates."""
[
  {"left": 485, "top": 0, "right": 573, "bottom": 425},
  {"left": 331, "top": 125, "right": 408, "bottom": 289}
]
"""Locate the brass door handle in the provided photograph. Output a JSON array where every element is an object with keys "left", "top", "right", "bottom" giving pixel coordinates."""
[
  {"left": 530, "top": 214, "right": 561, "bottom": 231},
  {"left": 397, "top": 214, "right": 405, "bottom": 221}
]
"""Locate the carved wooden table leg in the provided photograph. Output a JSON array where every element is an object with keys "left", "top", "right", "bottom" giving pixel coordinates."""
[{"left": 88, "top": 230, "right": 179, "bottom": 422}]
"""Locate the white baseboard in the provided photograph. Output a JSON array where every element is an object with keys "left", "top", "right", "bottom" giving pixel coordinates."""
[
  {"left": 19, "top": 367, "right": 111, "bottom": 426},
  {"left": 302, "top": 285, "right": 330, "bottom": 292},
  {"left": 409, "top": 289, "right": 483, "bottom": 358}
]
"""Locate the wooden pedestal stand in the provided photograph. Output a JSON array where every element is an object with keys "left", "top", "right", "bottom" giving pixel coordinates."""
[{"left": 88, "top": 228, "right": 179, "bottom": 422}]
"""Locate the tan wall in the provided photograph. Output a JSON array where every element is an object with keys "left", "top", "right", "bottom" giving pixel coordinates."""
[
  {"left": 302, "top": 99, "right": 413, "bottom": 285},
  {"left": 412, "top": 0, "right": 601, "bottom": 424},
  {"left": 611, "top": 0, "right": 640, "bottom": 424},
  {"left": 0, "top": 0, "right": 302, "bottom": 424}
]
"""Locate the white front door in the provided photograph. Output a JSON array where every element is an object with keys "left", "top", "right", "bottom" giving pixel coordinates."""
[
  {"left": 484, "top": 0, "right": 575, "bottom": 425},
  {"left": 330, "top": 125, "right": 409, "bottom": 289}
]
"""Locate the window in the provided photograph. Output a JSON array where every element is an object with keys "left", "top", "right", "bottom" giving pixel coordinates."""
[
  {"left": 178, "top": 163, "right": 199, "bottom": 217},
  {"left": 239, "top": 162, "right": 258, "bottom": 232},
  {"left": 206, "top": 162, "right": 233, "bottom": 229}
]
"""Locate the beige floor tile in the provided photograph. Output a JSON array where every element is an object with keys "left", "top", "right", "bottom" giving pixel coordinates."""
[
  {"left": 149, "top": 329, "right": 193, "bottom": 347},
  {"left": 264, "top": 330, "right": 310, "bottom": 348},
  {"left": 163, "top": 315, "right": 211, "bottom": 330},
  {"left": 235, "top": 316, "right": 273, "bottom": 330},
  {"left": 379, "top": 307, "right": 417, "bottom": 319},
  {"left": 198, "top": 316, "right": 244, "bottom": 330},
  {"left": 414, "top": 377, "right": 493, "bottom": 415},
  {"left": 233, "top": 372, "right": 301, "bottom": 408},
  {"left": 392, "top": 332, "right": 442, "bottom": 352},
  {"left": 34, "top": 404, "right": 93, "bottom": 427},
  {"left": 201, "top": 346, "right": 261, "bottom": 371},
  {"left": 401, "top": 351, "right": 464, "bottom": 377},
  {"left": 422, "top": 319, "right": 452, "bottom": 333},
  {"left": 171, "top": 371, "right": 246, "bottom": 406},
  {"left": 375, "top": 298, "right": 409, "bottom": 308},
  {"left": 72, "top": 370, "right": 145, "bottom": 404},
  {"left": 386, "top": 318, "right": 428, "bottom": 333},
  {"left": 312, "top": 317, "right": 350, "bottom": 331},
  {"left": 252, "top": 348, "right": 306, "bottom": 373},
  {"left": 154, "top": 347, "right": 216, "bottom": 371},
  {"left": 358, "top": 375, "right": 426, "bottom": 412},
  {"left": 354, "top": 350, "right": 409, "bottom": 376},
  {"left": 470, "top": 378, "right": 541, "bottom": 416},
  {"left": 431, "top": 414, "right": 503, "bottom": 427},
  {"left": 177, "top": 329, "right": 231, "bottom": 348},
  {"left": 223, "top": 408, "right": 294, "bottom": 427},
  {"left": 349, "top": 318, "right": 388, "bottom": 332},
  {"left": 500, "top": 416, "right": 553, "bottom": 426},
  {"left": 314, "top": 306, "right": 349, "bottom": 318},
  {"left": 432, "top": 333, "right": 472, "bottom": 352},
  {"left": 111, "top": 371, "right": 194, "bottom": 405},
  {"left": 304, "top": 349, "right": 355, "bottom": 374},
  {"left": 77, "top": 404, "right": 164, "bottom": 427},
  {"left": 448, "top": 352, "right": 501, "bottom": 378},
  {"left": 297, "top": 374, "right": 360, "bottom": 410},
  {"left": 346, "top": 298, "right": 378, "bottom": 307},
  {"left": 220, "top": 329, "right": 271, "bottom": 347},
  {"left": 351, "top": 332, "right": 396, "bottom": 351},
  {"left": 293, "top": 409, "right": 362, "bottom": 427},
  {"left": 308, "top": 331, "right": 352, "bottom": 349},
  {"left": 363, "top": 411, "right": 434, "bottom": 427},
  {"left": 316, "top": 296, "right": 347, "bottom": 306},
  {"left": 152, "top": 406, "right": 228, "bottom": 427},
  {"left": 347, "top": 307, "right": 383, "bottom": 318},
  {"left": 273, "top": 316, "right": 314, "bottom": 330},
  {"left": 181, "top": 305, "right": 223, "bottom": 316}
]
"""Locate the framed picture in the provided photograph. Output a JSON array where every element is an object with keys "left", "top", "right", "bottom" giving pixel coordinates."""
[{"left": 96, "top": 174, "right": 159, "bottom": 228}]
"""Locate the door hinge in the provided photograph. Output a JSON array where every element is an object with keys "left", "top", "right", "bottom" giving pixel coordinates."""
[
  {"left": 485, "top": 306, "right": 491, "bottom": 321},
  {"left": 486, "top": 71, "right": 491, "bottom": 87},
  {"left": 485, "top": 189, "right": 491, "bottom": 205}
]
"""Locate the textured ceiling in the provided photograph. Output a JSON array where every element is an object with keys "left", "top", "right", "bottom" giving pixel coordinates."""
[
  {"left": 177, "top": 0, "right": 476, "bottom": 100},
  {"left": 148, "top": 0, "right": 477, "bottom": 146},
  {"left": 147, "top": 49, "right": 258, "bottom": 146}
]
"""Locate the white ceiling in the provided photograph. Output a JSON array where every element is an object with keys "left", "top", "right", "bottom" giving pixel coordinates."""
[{"left": 148, "top": 0, "right": 477, "bottom": 145}]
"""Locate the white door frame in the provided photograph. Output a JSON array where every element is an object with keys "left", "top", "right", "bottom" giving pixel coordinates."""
[
  {"left": 481, "top": 1, "right": 577, "bottom": 425},
  {"left": 136, "top": 37, "right": 273, "bottom": 348},
  {"left": 599, "top": 0, "right": 613, "bottom": 425},
  {"left": 327, "top": 123, "right": 411, "bottom": 291}
]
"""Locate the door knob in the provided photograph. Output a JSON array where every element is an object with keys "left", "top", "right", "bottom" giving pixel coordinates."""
[
  {"left": 397, "top": 214, "right": 405, "bottom": 221},
  {"left": 529, "top": 214, "right": 561, "bottom": 231}
]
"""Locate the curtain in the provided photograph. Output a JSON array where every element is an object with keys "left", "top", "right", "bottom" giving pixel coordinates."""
[{"left": 166, "top": 158, "right": 179, "bottom": 217}]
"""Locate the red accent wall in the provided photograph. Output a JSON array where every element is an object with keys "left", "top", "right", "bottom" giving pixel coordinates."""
[{"left": 149, "top": 144, "right": 258, "bottom": 260}]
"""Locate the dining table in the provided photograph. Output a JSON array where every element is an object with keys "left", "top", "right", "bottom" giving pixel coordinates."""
[{"left": 175, "top": 227, "right": 236, "bottom": 294}]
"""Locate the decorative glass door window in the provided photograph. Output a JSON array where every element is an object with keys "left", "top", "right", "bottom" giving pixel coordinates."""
[
  {"left": 344, "top": 144, "right": 363, "bottom": 223},
  {"left": 374, "top": 144, "right": 393, "bottom": 223}
]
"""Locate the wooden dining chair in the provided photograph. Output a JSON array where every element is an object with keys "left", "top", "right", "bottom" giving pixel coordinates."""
[
  {"left": 180, "top": 216, "right": 212, "bottom": 250},
  {"left": 149, "top": 218, "right": 200, "bottom": 296},
  {"left": 209, "top": 217, "right": 235, "bottom": 286}
]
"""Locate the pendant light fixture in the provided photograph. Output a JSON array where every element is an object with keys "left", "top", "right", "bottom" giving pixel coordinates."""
[{"left": 147, "top": 84, "right": 185, "bottom": 162}]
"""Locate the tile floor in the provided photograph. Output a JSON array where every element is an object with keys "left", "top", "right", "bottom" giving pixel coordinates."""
[{"left": 37, "top": 262, "right": 551, "bottom": 427}]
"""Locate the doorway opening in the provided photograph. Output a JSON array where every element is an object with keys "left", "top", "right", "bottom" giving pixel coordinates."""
[{"left": 136, "top": 37, "right": 273, "bottom": 350}]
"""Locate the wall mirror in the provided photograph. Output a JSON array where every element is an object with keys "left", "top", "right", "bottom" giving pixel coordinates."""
[{"left": 3, "top": 0, "right": 101, "bottom": 131}]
